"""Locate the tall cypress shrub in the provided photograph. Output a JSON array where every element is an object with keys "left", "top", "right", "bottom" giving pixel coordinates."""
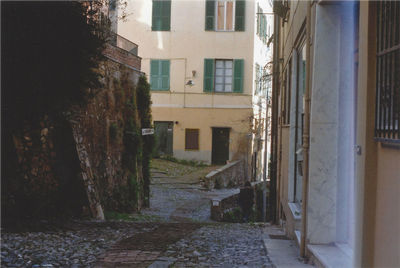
[{"left": 136, "top": 76, "right": 153, "bottom": 207}]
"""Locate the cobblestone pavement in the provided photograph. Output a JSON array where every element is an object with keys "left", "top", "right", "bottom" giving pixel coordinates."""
[
  {"left": 95, "top": 223, "right": 202, "bottom": 267},
  {"left": 95, "top": 223, "right": 273, "bottom": 268},
  {"left": 1, "top": 160, "right": 276, "bottom": 267},
  {"left": 143, "top": 161, "right": 239, "bottom": 222},
  {"left": 95, "top": 160, "right": 273, "bottom": 268},
  {"left": 1, "top": 221, "right": 159, "bottom": 267},
  {"left": 161, "top": 223, "right": 273, "bottom": 267}
]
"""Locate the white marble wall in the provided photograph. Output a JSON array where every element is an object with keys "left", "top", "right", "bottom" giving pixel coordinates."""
[
  {"left": 336, "top": 2, "right": 356, "bottom": 249},
  {"left": 307, "top": 4, "right": 341, "bottom": 244},
  {"left": 307, "top": 3, "right": 357, "bottom": 250},
  {"left": 288, "top": 52, "right": 298, "bottom": 203}
]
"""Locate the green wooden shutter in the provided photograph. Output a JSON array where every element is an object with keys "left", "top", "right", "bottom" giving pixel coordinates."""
[
  {"left": 161, "top": 60, "right": 170, "bottom": 90},
  {"left": 150, "top": 60, "right": 170, "bottom": 90},
  {"left": 261, "top": 15, "right": 264, "bottom": 41},
  {"left": 152, "top": 1, "right": 161, "bottom": 31},
  {"left": 256, "top": 5, "right": 260, "bottom": 36},
  {"left": 150, "top": 60, "right": 160, "bottom": 90},
  {"left": 152, "top": 0, "right": 171, "bottom": 31},
  {"left": 235, "top": 0, "right": 245, "bottom": 31},
  {"left": 233, "top": 59, "right": 244, "bottom": 93},
  {"left": 205, "top": 0, "right": 215, "bottom": 31},
  {"left": 203, "top": 59, "right": 214, "bottom": 92},
  {"left": 262, "top": 15, "right": 266, "bottom": 43},
  {"left": 161, "top": 0, "right": 171, "bottom": 31}
]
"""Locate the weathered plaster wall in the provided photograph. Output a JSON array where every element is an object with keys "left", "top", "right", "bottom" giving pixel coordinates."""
[
  {"left": 117, "top": 0, "right": 270, "bottom": 166},
  {"left": 151, "top": 106, "right": 252, "bottom": 164},
  {"left": 373, "top": 145, "right": 400, "bottom": 267}
]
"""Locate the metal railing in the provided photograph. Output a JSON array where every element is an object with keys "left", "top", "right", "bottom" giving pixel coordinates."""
[
  {"left": 375, "top": 1, "right": 400, "bottom": 141},
  {"left": 108, "top": 32, "right": 138, "bottom": 56}
]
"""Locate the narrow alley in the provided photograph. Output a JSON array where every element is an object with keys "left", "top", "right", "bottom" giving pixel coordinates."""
[
  {"left": 2, "top": 1, "right": 399, "bottom": 267},
  {"left": 1, "top": 159, "right": 313, "bottom": 267}
]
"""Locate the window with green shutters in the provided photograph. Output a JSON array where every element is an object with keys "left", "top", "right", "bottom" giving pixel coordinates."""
[
  {"left": 257, "top": 5, "right": 268, "bottom": 43},
  {"left": 150, "top": 60, "right": 170, "bottom": 91},
  {"left": 205, "top": 0, "right": 245, "bottom": 32},
  {"left": 256, "top": 4, "right": 261, "bottom": 35},
  {"left": 203, "top": 59, "right": 244, "bottom": 93},
  {"left": 152, "top": 0, "right": 171, "bottom": 31}
]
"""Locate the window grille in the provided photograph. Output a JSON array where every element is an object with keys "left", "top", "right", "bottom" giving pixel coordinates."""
[
  {"left": 281, "top": 59, "right": 291, "bottom": 125},
  {"left": 185, "top": 129, "right": 199, "bottom": 150},
  {"left": 375, "top": 1, "right": 400, "bottom": 141}
]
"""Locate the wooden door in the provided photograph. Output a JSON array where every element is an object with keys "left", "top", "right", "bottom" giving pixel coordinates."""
[{"left": 212, "top": 128, "right": 230, "bottom": 165}]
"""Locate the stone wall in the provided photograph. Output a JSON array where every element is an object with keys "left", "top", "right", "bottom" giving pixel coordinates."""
[
  {"left": 210, "top": 193, "right": 240, "bottom": 221},
  {"left": 69, "top": 58, "right": 145, "bottom": 218},
  {"left": 210, "top": 182, "right": 265, "bottom": 222},
  {"left": 103, "top": 44, "right": 141, "bottom": 71},
  {"left": 203, "top": 160, "right": 246, "bottom": 190},
  {"left": 2, "top": 45, "right": 147, "bottom": 220}
]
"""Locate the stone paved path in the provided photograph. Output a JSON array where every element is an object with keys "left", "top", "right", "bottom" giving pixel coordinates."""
[
  {"left": 95, "top": 223, "right": 203, "bottom": 267},
  {"left": 95, "top": 223, "right": 273, "bottom": 268},
  {"left": 160, "top": 223, "right": 273, "bottom": 267},
  {"left": 142, "top": 159, "right": 239, "bottom": 222},
  {"left": 1, "top": 159, "right": 304, "bottom": 267},
  {"left": 95, "top": 159, "right": 274, "bottom": 267},
  {"left": 0, "top": 221, "right": 159, "bottom": 267}
]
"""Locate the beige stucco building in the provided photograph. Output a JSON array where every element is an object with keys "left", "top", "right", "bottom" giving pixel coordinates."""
[
  {"left": 272, "top": 0, "right": 399, "bottom": 267},
  {"left": 115, "top": 0, "right": 272, "bottom": 168}
]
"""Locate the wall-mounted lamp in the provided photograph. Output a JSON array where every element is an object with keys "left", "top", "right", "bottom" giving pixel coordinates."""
[{"left": 192, "top": 70, "right": 196, "bottom": 77}]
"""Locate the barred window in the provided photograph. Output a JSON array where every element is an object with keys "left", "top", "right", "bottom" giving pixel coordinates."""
[
  {"left": 281, "top": 59, "right": 291, "bottom": 125},
  {"left": 375, "top": 1, "right": 400, "bottom": 141},
  {"left": 185, "top": 129, "right": 199, "bottom": 150}
]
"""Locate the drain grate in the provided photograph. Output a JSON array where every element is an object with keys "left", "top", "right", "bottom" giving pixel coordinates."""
[{"left": 268, "top": 234, "right": 290, "bottom": 240}]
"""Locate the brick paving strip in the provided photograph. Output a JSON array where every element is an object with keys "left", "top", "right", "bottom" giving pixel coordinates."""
[{"left": 94, "top": 223, "right": 203, "bottom": 268}]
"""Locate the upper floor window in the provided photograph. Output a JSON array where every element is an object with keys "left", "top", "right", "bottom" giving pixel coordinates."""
[
  {"left": 257, "top": 4, "right": 268, "bottom": 44},
  {"left": 374, "top": 1, "right": 399, "bottom": 141},
  {"left": 203, "top": 58, "right": 244, "bottom": 93},
  {"left": 205, "top": 0, "right": 245, "bottom": 32},
  {"left": 150, "top": 59, "right": 170, "bottom": 90},
  {"left": 281, "top": 59, "right": 292, "bottom": 125},
  {"left": 152, "top": 0, "right": 171, "bottom": 31},
  {"left": 217, "top": 1, "right": 234, "bottom": 31}
]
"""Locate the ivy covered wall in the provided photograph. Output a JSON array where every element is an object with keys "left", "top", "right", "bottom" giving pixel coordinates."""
[
  {"left": 2, "top": 59, "right": 153, "bottom": 221},
  {"left": 1, "top": 1, "right": 152, "bottom": 221}
]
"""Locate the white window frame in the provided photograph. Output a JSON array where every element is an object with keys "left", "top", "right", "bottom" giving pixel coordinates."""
[
  {"left": 215, "top": 59, "right": 233, "bottom": 92},
  {"left": 215, "top": 0, "right": 236, "bottom": 32}
]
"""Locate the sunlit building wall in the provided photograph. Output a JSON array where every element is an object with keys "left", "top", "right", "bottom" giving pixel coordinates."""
[{"left": 117, "top": 0, "right": 272, "bottom": 169}]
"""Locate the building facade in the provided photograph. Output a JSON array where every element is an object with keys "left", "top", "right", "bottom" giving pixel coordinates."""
[
  {"left": 115, "top": 0, "right": 272, "bottom": 169},
  {"left": 272, "top": 0, "right": 399, "bottom": 266}
]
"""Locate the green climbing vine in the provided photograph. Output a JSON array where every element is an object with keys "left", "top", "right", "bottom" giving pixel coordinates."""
[{"left": 136, "top": 76, "right": 154, "bottom": 207}]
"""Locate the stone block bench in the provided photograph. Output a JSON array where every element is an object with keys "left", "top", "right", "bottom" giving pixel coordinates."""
[{"left": 202, "top": 160, "right": 245, "bottom": 190}]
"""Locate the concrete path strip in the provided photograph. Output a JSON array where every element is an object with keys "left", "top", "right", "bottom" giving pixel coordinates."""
[{"left": 263, "top": 237, "right": 315, "bottom": 268}]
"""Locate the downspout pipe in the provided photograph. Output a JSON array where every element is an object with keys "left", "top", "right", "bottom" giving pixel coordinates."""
[
  {"left": 300, "top": 0, "right": 312, "bottom": 259},
  {"left": 269, "top": 10, "right": 280, "bottom": 223},
  {"left": 262, "top": 88, "right": 269, "bottom": 222}
]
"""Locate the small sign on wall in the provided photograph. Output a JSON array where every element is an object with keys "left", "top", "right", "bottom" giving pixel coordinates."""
[{"left": 142, "top": 128, "right": 154, "bottom": 135}]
